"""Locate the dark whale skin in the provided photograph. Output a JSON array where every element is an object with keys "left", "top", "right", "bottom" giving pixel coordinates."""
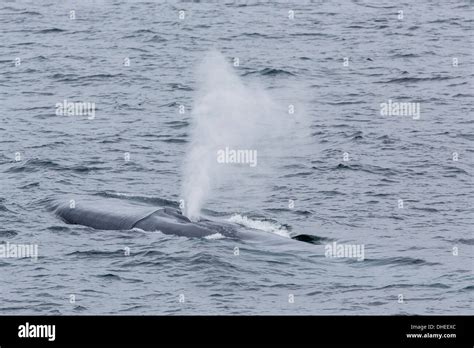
[{"left": 54, "top": 200, "right": 218, "bottom": 237}]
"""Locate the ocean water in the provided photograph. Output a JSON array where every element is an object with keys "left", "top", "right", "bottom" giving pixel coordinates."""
[{"left": 0, "top": 0, "right": 472, "bottom": 315}]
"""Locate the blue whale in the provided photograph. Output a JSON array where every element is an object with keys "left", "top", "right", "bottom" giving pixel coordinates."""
[{"left": 53, "top": 198, "right": 321, "bottom": 244}]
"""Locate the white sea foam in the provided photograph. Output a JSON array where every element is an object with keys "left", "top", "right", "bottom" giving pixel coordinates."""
[
  {"left": 227, "top": 214, "right": 290, "bottom": 238},
  {"left": 132, "top": 227, "right": 163, "bottom": 235},
  {"left": 204, "top": 233, "right": 225, "bottom": 240}
]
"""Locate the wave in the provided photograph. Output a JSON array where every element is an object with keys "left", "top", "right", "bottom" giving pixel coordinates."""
[
  {"left": 242, "top": 68, "right": 295, "bottom": 77},
  {"left": 133, "top": 29, "right": 156, "bottom": 34},
  {"left": 165, "top": 120, "right": 189, "bottom": 129},
  {"left": 289, "top": 32, "right": 333, "bottom": 38},
  {"left": 161, "top": 138, "right": 187, "bottom": 143},
  {"left": 334, "top": 163, "right": 399, "bottom": 176},
  {"left": 237, "top": 32, "right": 271, "bottom": 38},
  {"left": 66, "top": 250, "right": 124, "bottom": 258},
  {"left": 0, "top": 230, "right": 18, "bottom": 237},
  {"left": 377, "top": 283, "right": 450, "bottom": 289},
  {"left": 18, "top": 182, "right": 40, "bottom": 189},
  {"left": 390, "top": 53, "right": 420, "bottom": 58},
  {"left": 97, "top": 273, "right": 122, "bottom": 281},
  {"left": 5, "top": 159, "right": 109, "bottom": 174},
  {"left": 361, "top": 257, "right": 440, "bottom": 267},
  {"left": 36, "top": 28, "right": 65, "bottom": 34},
  {"left": 376, "top": 76, "right": 454, "bottom": 84},
  {"left": 454, "top": 238, "right": 474, "bottom": 245},
  {"left": 17, "top": 11, "right": 42, "bottom": 16},
  {"left": 5, "top": 159, "right": 59, "bottom": 173},
  {"left": 50, "top": 73, "right": 124, "bottom": 83},
  {"left": 145, "top": 35, "right": 167, "bottom": 43},
  {"left": 167, "top": 83, "right": 192, "bottom": 91}
]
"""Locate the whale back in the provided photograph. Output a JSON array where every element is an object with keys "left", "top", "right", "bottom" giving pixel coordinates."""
[
  {"left": 54, "top": 199, "right": 157, "bottom": 230},
  {"left": 54, "top": 198, "right": 219, "bottom": 237}
]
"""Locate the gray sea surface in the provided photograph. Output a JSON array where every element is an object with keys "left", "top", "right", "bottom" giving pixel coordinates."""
[{"left": 0, "top": 0, "right": 473, "bottom": 314}]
